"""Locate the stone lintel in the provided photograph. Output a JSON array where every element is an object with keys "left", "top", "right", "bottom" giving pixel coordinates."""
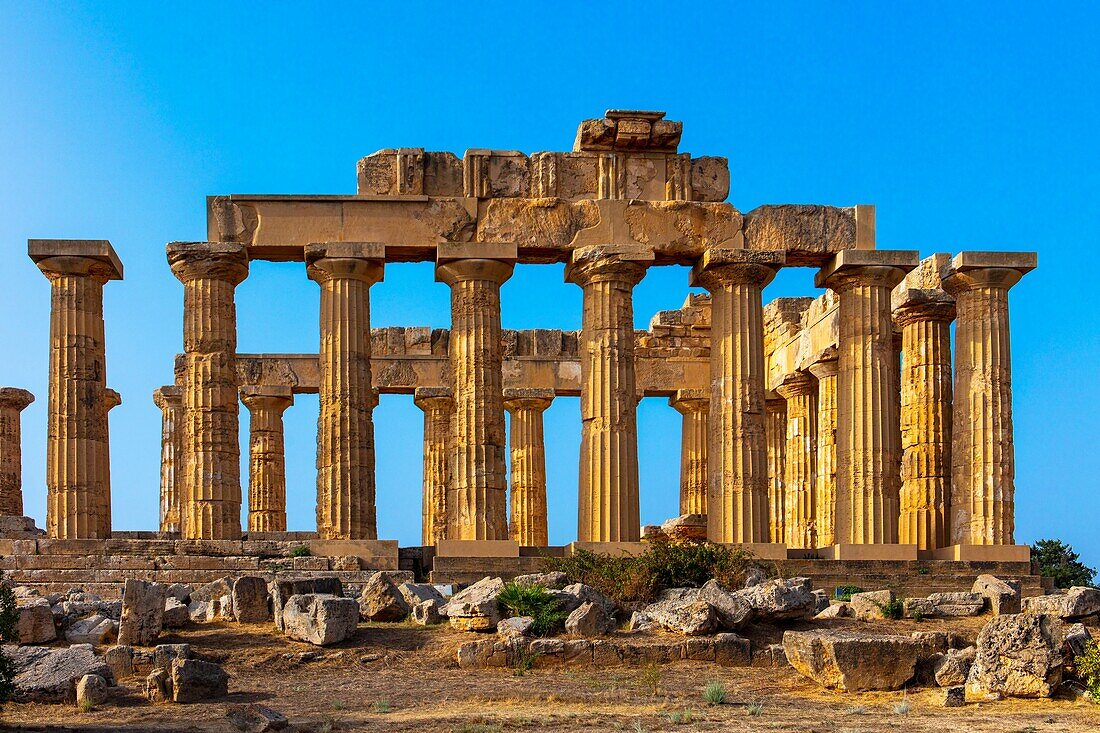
[
  {"left": 436, "top": 241, "right": 517, "bottom": 264},
  {"left": 814, "top": 249, "right": 919, "bottom": 289},
  {"left": 304, "top": 241, "right": 387, "bottom": 262},
  {"left": 0, "top": 388, "right": 35, "bottom": 411},
  {"left": 28, "top": 239, "right": 123, "bottom": 279},
  {"left": 944, "top": 251, "right": 1038, "bottom": 276}
]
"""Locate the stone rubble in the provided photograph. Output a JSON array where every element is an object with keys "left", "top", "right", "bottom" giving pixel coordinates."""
[{"left": 280, "top": 593, "right": 359, "bottom": 646}]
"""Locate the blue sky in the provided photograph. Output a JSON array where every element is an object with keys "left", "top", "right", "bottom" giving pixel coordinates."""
[{"left": 1, "top": 3, "right": 1097, "bottom": 571}]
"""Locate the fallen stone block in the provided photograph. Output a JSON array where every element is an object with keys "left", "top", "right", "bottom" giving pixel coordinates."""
[
  {"left": 226, "top": 703, "right": 290, "bottom": 732},
  {"left": 441, "top": 577, "right": 504, "bottom": 632},
  {"left": 497, "top": 616, "right": 534, "bottom": 640},
  {"left": 358, "top": 572, "right": 410, "bottom": 622},
  {"left": 117, "top": 579, "right": 167, "bottom": 646},
  {"left": 646, "top": 590, "right": 718, "bottom": 636},
  {"left": 1022, "top": 587, "right": 1100, "bottom": 621},
  {"left": 17, "top": 598, "right": 56, "bottom": 644},
  {"left": 966, "top": 613, "right": 1066, "bottom": 698},
  {"left": 849, "top": 590, "right": 895, "bottom": 620},
  {"left": 783, "top": 630, "right": 920, "bottom": 691},
  {"left": 934, "top": 646, "right": 976, "bottom": 687},
  {"left": 972, "top": 575, "right": 1021, "bottom": 615},
  {"left": 734, "top": 577, "right": 816, "bottom": 622},
  {"left": 144, "top": 667, "right": 171, "bottom": 703},
  {"left": 232, "top": 576, "right": 271, "bottom": 624},
  {"left": 271, "top": 576, "right": 343, "bottom": 630},
  {"left": 153, "top": 643, "right": 192, "bottom": 671},
  {"left": 75, "top": 673, "right": 108, "bottom": 708},
  {"left": 512, "top": 571, "right": 568, "bottom": 589},
  {"left": 281, "top": 594, "right": 359, "bottom": 646},
  {"left": 565, "top": 601, "right": 613, "bottom": 637},
  {"left": 397, "top": 581, "right": 446, "bottom": 608},
  {"left": 814, "top": 602, "right": 849, "bottom": 620},
  {"left": 171, "top": 658, "right": 229, "bottom": 703},
  {"left": 411, "top": 599, "right": 443, "bottom": 625},
  {"left": 928, "top": 592, "right": 986, "bottom": 617},
  {"left": 65, "top": 614, "right": 116, "bottom": 645},
  {"left": 163, "top": 597, "right": 190, "bottom": 628},
  {"left": 5, "top": 643, "right": 113, "bottom": 703},
  {"left": 103, "top": 645, "right": 134, "bottom": 680},
  {"left": 943, "top": 685, "right": 966, "bottom": 707}
]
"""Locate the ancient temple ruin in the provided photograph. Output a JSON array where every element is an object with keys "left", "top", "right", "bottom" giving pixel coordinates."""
[{"left": 0, "top": 111, "right": 1039, "bottom": 596}]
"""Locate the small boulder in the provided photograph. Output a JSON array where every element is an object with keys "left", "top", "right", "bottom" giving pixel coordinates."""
[
  {"left": 512, "top": 572, "right": 568, "bottom": 589},
  {"left": 226, "top": 703, "right": 289, "bottom": 732},
  {"left": 626, "top": 611, "right": 655, "bottom": 632},
  {"left": 734, "top": 577, "right": 816, "bottom": 622},
  {"left": 972, "top": 575, "right": 1021, "bottom": 615},
  {"left": 440, "top": 577, "right": 504, "bottom": 632},
  {"left": 163, "top": 597, "right": 190, "bottom": 628},
  {"left": 903, "top": 598, "right": 935, "bottom": 619},
  {"left": 966, "top": 613, "right": 1066, "bottom": 698},
  {"left": 1022, "top": 587, "right": 1100, "bottom": 621},
  {"left": 411, "top": 599, "right": 443, "bottom": 626},
  {"left": 190, "top": 577, "right": 234, "bottom": 604},
  {"left": 659, "top": 513, "right": 708, "bottom": 542},
  {"left": 850, "top": 590, "right": 895, "bottom": 621},
  {"left": 270, "top": 576, "right": 343, "bottom": 630},
  {"left": 17, "top": 598, "right": 56, "bottom": 644},
  {"left": 397, "top": 582, "right": 446, "bottom": 608},
  {"left": 65, "top": 615, "right": 116, "bottom": 645},
  {"left": 943, "top": 685, "right": 966, "bottom": 707},
  {"left": 811, "top": 589, "right": 830, "bottom": 614},
  {"left": 103, "top": 645, "right": 134, "bottom": 680},
  {"left": 647, "top": 591, "right": 718, "bottom": 636},
  {"left": 117, "top": 579, "right": 167, "bottom": 647},
  {"left": 559, "top": 583, "right": 615, "bottom": 618},
  {"left": 186, "top": 600, "right": 209, "bottom": 622},
  {"left": 815, "top": 602, "right": 849, "bottom": 620},
  {"left": 281, "top": 594, "right": 359, "bottom": 646},
  {"left": 232, "top": 577, "right": 271, "bottom": 624},
  {"left": 933, "top": 646, "right": 976, "bottom": 686},
  {"left": 75, "top": 673, "right": 108, "bottom": 708},
  {"left": 497, "top": 616, "right": 534, "bottom": 640},
  {"left": 170, "top": 658, "right": 229, "bottom": 703},
  {"left": 145, "top": 668, "right": 171, "bottom": 703},
  {"left": 358, "top": 573, "right": 410, "bottom": 622},
  {"left": 928, "top": 592, "right": 986, "bottom": 617},
  {"left": 783, "top": 630, "right": 920, "bottom": 691},
  {"left": 565, "top": 602, "right": 613, "bottom": 637},
  {"left": 699, "top": 580, "right": 752, "bottom": 630},
  {"left": 165, "top": 583, "right": 192, "bottom": 605},
  {"left": 153, "top": 643, "right": 192, "bottom": 672}
]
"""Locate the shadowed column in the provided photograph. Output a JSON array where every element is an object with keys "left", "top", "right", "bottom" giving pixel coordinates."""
[
  {"left": 168, "top": 241, "right": 248, "bottom": 540},
  {"left": 153, "top": 386, "right": 183, "bottom": 533},
  {"left": 778, "top": 373, "right": 817, "bottom": 548},
  {"left": 436, "top": 243, "right": 515, "bottom": 540},
  {"left": 0, "top": 388, "right": 35, "bottom": 517},
  {"left": 670, "top": 389, "right": 709, "bottom": 516},
  {"left": 942, "top": 252, "right": 1035, "bottom": 546},
  {"left": 30, "top": 239, "right": 123, "bottom": 539},
  {"left": 808, "top": 357, "right": 838, "bottom": 547},
  {"left": 692, "top": 249, "right": 783, "bottom": 543},
  {"left": 566, "top": 245, "right": 652, "bottom": 543},
  {"left": 100, "top": 388, "right": 121, "bottom": 537},
  {"left": 307, "top": 242, "right": 384, "bottom": 540},
  {"left": 241, "top": 386, "right": 293, "bottom": 533},
  {"left": 414, "top": 387, "right": 454, "bottom": 546},
  {"left": 817, "top": 250, "right": 917, "bottom": 545},
  {"left": 765, "top": 397, "right": 786, "bottom": 543},
  {"left": 504, "top": 388, "right": 553, "bottom": 546}
]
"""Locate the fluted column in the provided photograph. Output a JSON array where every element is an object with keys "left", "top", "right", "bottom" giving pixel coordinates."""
[
  {"left": 894, "top": 294, "right": 955, "bottom": 550},
  {"left": 808, "top": 358, "right": 838, "bottom": 547},
  {"left": 504, "top": 388, "right": 553, "bottom": 546},
  {"left": 168, "top": 241, "right": 248, "bottom": 540},
  {"left": 670, "top": 389, "right": 708, "bottom": 516},
  {"left": 817, "top": 250, "right": 917, "bottom": 545},
  {"left": 566, "top": 245, "right": 652, "bottom": 543},
  {"left": 691, "top": 249, "right": 784, "bottom": 543},
  {"left": 0, "top": 389, "right": 35, "bottom": 517},
  {"left": 778, "top": 373, "right": 818, "bottom": 548},
  {"left": 306, "top": 242, "right": 384, "bottom": 540},
  {"left": 942, "top": 252, "right": 1035, "bottom": 546},
  {"left": 436, "top": 243, "right": 516, "bottom": 540},
  {"left": 414, "top": 387, "right": 454, "bottom": 545},
  {"left": 240, "top": 386, "right": 293, "bottom": 533},
  {"left": 765, "top": 397, "right": 786, "bottom": 543},
  {"left": 153, "top": 386, "right": 183, "bottom": 533},
  {"left": 30, "top": 240, "right": 123, "bottom": 539},
  {"left": 99, "top": 388, "right": 121, "bottom": 536}
]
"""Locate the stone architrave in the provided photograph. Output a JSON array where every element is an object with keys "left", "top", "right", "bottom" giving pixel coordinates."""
[
  {"left": 414, "top": 387, "right": 454, "bottom": 545},
  {"left": 167, "top": 241, "right": 248, "bottom": 540},
  {"left": 436, "top": 242, "right": 516, "bottom": 540},
  {"left": 808, "top": 357, "right": 838, "bottom": 547},
  {"left": 893, "top": 288, "right": 955, "bottom": 551},
  {"left": 30, "top": 239, "right": 124, "bottom": 539},
  {"left": 941, "top": 252, "right": 1036, "bottom": 546},
  {"left": 566, "top": 244, "right": 652, "bottom": 543},
  {"left": 0, "top": 388, "right": 34, "bottom": 517},
  {"left": 764, "top": 397, "right": 786, "bottom": 543},
  {"left": 306, "top": 242, "right": 385, "bottom": 540},
  {"left": 669, "top": 389, "right": 709, "bottom": 516},
  {"left": 817, "top": 250, "right": 918, "bottom": 545},
  {"left": 153, "top": 386, "right": 183, "bottom": 533},
  {"left": 504, "top": 388, "right": 554, "bottom": 546},
  {"left": 240, "top": 385, "right": 294, "bottom": 533},
  {"left": 691, "top": 248, "right": 784, "bottom": 543},
  {"left": 778, "top": 372, "right": 817, "bottom": 549}
]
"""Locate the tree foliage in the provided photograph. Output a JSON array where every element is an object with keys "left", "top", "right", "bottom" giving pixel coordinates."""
[
  {"left": 1031, "top": 539, "right": 1097, "bottom": 589},
  {"left": 0, "top": 572, "right": 18, "bottom": 708}
]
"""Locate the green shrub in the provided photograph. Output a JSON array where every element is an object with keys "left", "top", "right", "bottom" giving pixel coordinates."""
[
  {"left": 834, "top": 585, "right": 863, "bottom": 602},
  {"left": 289, "top": 545, "right": 311, "bottom": 558},
  {"left": 0, "top": 573, "right": 17, "bottom": 710},
  {"left": 544, "top": 540, "right": 761, "bottom": 604},
  {"left": 1031, "top": 539, "right": 1096, "bottom": 589},
  {"left": 496, "top": 582, "right": 566, "bottom": 637},
  {"left": 1076, "top": 639, "right": 1100, "bottom": 702},
  {"left": 873, "top": 598, "right": 904, "bottom": 620}
]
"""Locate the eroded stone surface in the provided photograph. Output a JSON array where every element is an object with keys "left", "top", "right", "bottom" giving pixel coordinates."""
[{"left": 783, "top": 630, "right": 920, "bottom": 691}]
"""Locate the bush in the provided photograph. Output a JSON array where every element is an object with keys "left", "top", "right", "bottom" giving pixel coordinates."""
[
  {"left": 1031, "top": 539, "right": 1096, "bottom": 589},
  {"left": 0, "top": 573, "right": 18, "bottom": 709},
  {"left": 873, "top": 598, "right": 904, "bottom": 620},
  {"left": 496, "top": 582, "right": 566, "bottom": 637},
  {"left": 544, "top": 540, "right": 762, "bottom": 604},
  {"left": 834, "top": 585, "right": 863, "bottom": 602},
  {"left": 1076, "top": 639, "right": 1100, "bottom": 702},
  {"left": 289, "top": 545, "right": 311, "bottom": 558}
]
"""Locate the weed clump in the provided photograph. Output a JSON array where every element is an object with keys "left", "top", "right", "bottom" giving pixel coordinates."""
[
  {"left": 703, "top": 680, "right": 726, "bottom": 705},
  {"left": 1076, "top": 639, "right": 1100, "bottom": 702},
  {"left": 496, "top": 582, "right": 567, "bottom": 637}
]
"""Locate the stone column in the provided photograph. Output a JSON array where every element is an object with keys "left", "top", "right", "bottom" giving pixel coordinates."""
[
  {"left": 99, "top": 388, "right": 121, "bottom": 536},
  {"left": 808, "top": 358, "right": 839, "bottom": 547},
  {"left": 167, "top": 241, "right": 248, "bottom": 540},
  {"left": 436, "top": 242, "right": 516, "bottom": 540},
  {"left": 306, "top": 242, "right": 385, "bottom": 540},
  {"left": 764, "top": 397, "right": 786, "bottom": 543},
  {"left": 566, "top": 245, "right": 652, "bottom": 543},
  {"left": 153, "top": 386, "right": 183, "bottom": 533},
  {"left": 691, "top": 249, "right": 784, "bottom": 544},
  {"left": 942, "top": 252, "right": 1035, "bottom": 546},
  {"left": 894, "top": 292, "right": 955, "bottom": 550},
  {"left": 240, "top": 385, "right": 293, "bottom": 533},
  {"left": 30, "top": 239, "right": 123, "bottom": 539},
  {"left": 817, "top": 250, "right": 917, "bottom": 545},
  {"left": 504, "top": 388, "right": 553, "bottom": 546},
  {"left": 778, "top": 373, "right": 817, "bottom": 548},
  {"left": 414, "top": 387, "right": 454, "bottom": 546},
  {"left": 669, "top": 389, "right": 708, "bottom": 516},
  {"left": 0, "top": 388, "right": 35, "bottom": 517}
]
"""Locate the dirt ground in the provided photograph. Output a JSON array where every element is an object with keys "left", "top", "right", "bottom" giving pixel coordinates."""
[{"left": 1, "top": 617, "right": 1098, "bottom": 733}]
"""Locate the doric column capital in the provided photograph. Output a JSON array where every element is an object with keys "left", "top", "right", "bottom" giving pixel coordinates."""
[
  {"left": 690, "top": 248, "right": 783, "bottom": 291},
  {"left": 30, "top": 239, "right": 124, "bottom": 283},
  {"left": 435, "top": 242, "right": 516, "bottom": 286},
  {"left": 892, "top": 290, "right": 957, "bottom": 327},
  {"left": 816, "top": 249, "right": 919, "bottom": 292},
  {"left": 503, "top": 388, "right": 554, "bottom": 413},
  {"left": 669, "top": 388, "right": 709, "bottom": 415},
  {"left": 0, "top": 388, "right": 34, "bottom": 412},
  {"left": 413, "top": 386, "right": 454, "bottom": 412},
  {"left": 104, "top": 389, "right": 122, "bottom": 411},
  {"left": 940, "top": 251, "right": 1037, "bottom": 297},
  {"left": 305, "top": 242, "right": 386, "bottom": 285},
  {"left": 806, "top": 356, "right": 839, "bottom": 381},
  {"left": 564, "top": 245, "right": 652, "bottom": 287},
  {"left": 776, "top": 371, "right": 817, "bottom": 399},
  {"left": 240, "top": 385, "right": 294, "bottom": 413},
  {"left": 765, "top": 395, "right": 787, "bottom": 413},
  {"left": 152, "top": 385, "right": 182, "bottom": 410},
  {"left": 167, "top": 242, "right": 248, "bottom": 285}
]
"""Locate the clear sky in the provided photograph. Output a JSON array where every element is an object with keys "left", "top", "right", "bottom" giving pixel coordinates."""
[{"left": 1, "top": 3, "right": 1097, "bottom": 571}]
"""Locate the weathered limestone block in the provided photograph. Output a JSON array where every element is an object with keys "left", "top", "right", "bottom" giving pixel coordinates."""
[
  {"left": 743, "top": 205, "right": 871, "bottom": 266},
  {"left": 972, "top": 575, "right": 1021, "bottom": 615},
  {"left": 397, "top": 582, "right": 445, "bottom": 608},
  {"left": 65, "top": 615, "right": 116, "bottom": 645},
  {"left": 225, "top": 703, "right": 290, "bottom": 732},
  {"left": 413, "top": 387, "right": 453, "bottom": 545},
  {"left": 966, "top": 613, "right": 1065, "bottom": 698},
  {"left": 411, "top": 599, "right": 443, "bottom": 626},
  {"left": 440, "top": 576, "right": 504, "bottom": 632},
  {"left": 928, "top": 592, "right": 986, "bottom": 617},
  {"left": 645, "top": 591, "right": 718, "bottom": 636},
  {"left": 669, "top": 389, "right": 708, "bottom": 516},
  {"left": 933, "top": 646, "right": 976, "bottom": 687},
  {"left": 815, "top": 602, "right": 849, "bottom": 619},
  {"left": 240, "top": 386, "right": 293, "bottom": 533},
  {"left": 171, "top": 658, "right": 229, "bottom": 703},
  {"left": 497, "top": 615, "right": 534, "bottom": 641},
  {"left": 163, "top": 597, "right": 190, "bottom": 628},
  {"left": 231, "top": 576, "right": 271, "bottom": 624},
  {"left": 280, "top": 594, "right": 359, "bottom": 646},
  {"left": 153, "top": 643, "right": 192, "bottom": 672},
  {"left": 5, "top": 643, "right": 113, "bottom": 703},
  {"left": 75, "top": 672, "right": 109, "bottom": 708},
  {"left": 153, "top": 386, "right": 184, "bottom": 533},
  {"left": 565, "top": 602, "right": 614, "bottom": 637},
  {"left": 513, "top": 571, "right": 568, "bottom": 589},
  {"left": 734, "top": 577, "right": 815, "bottom": 622},
  {"left": 783, "top": 630, "right": 920, "bottom": 691},
  {"left": 850, "top": 589, "right": 895, "bottom": 621},
  {"left": 103, "top": 645, "right": 134, "bottom": 680},
  {"left": 1022, "top": 587, "right": 1100, "bottom": 621},
  {"left": 504, "top": 388, "right": 553, "bottom": 546},
  {"left": 118, "top": 579, "right": 167, "bottom": 646},
  {"left": 271, "top": 577, "right": 343, "bottom": 630},
  {"left": 0, "top": 387, "right": 34, "bottom": 517},
  {"left": 357, "top": 148, "right": 463, "bottom": 197},
  {"left": 17, "top": 597, "right": 56, "bottom": 644},
  {"left": 144, "top": 667, "right": 171, "bottom": 703},
  {"left": 357, "top": 572, "right": 410, "bottom": 622}
]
